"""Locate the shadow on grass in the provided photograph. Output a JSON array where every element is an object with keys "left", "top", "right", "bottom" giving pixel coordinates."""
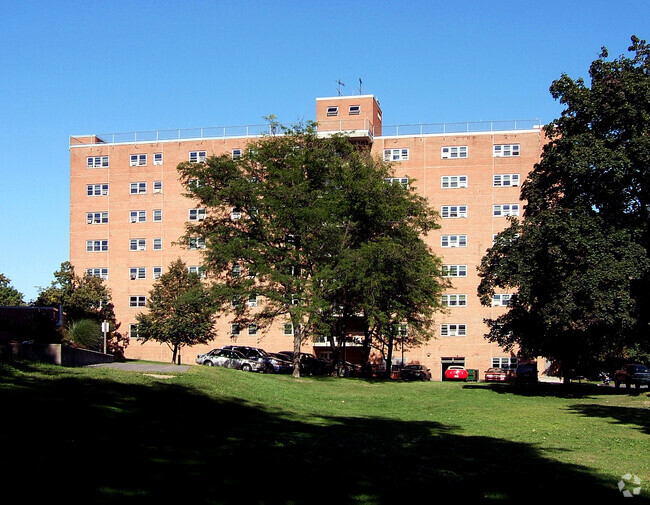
[
  {"left": 568, "top": 404, "right": 650, "bottom": 435},
  {"left": 462, "top": 381, "right": 649, "bottom": 399},
  {"left": 0, "top": 363, "right": 633, "bottom": 504}
]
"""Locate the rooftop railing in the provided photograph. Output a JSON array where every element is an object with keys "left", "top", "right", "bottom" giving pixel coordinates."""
[{"left": 70, "top": 119, "right": 544, "bottom": 146}]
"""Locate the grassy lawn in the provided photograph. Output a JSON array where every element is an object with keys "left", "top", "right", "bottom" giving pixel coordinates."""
[{"left": 1, "top": 360, "right": 648, "bottom": 503}]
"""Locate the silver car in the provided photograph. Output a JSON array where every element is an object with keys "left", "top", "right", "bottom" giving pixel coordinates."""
[
  {"left": 202, "top": 348, "right": 269, "bottom": 372},
  {"left": 195, "top": 348, "right": 221, "bottom": 365}
]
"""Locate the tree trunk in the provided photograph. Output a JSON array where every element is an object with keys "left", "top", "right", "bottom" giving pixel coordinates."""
[
  {"left": 385, "top": 330, "right": 394, "bottom": 379},
  {"left": 292, "top": 316, "right": 302, "bottom": 378}
]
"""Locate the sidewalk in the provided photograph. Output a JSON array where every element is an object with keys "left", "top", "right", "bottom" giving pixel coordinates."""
[{"left": 87, "top": 362, "right": 190, "bottom": 373}]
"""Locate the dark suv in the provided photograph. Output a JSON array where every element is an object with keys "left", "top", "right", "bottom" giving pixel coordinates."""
[{"left": 614, "top": 364, "right": 650, "bottom": 389}]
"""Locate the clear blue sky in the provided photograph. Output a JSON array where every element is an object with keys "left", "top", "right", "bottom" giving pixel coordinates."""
[{"left": 0, "top": 0, "right": 648, "bottom": 302}]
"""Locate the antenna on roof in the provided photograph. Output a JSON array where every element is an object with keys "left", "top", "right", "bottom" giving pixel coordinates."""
[
  {"left": 358, "top": 78, "right": 362, "bottom": 94},
  {"left": 336, "top": 79, "right": 345, "bottom": 96}
]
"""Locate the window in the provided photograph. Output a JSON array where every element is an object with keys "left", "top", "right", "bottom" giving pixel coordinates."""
[
  {"left": 493, "top": 204, "right": 520, "bottom": 217},
  {"left": 129, "top": 267, "right": 146, "bottom": 280},
  {"left": 130, "top": 182, "right": 146, "bottom": 194},
  {"left": 153, "top": 267, "right": 162, "bottom": 279},
  {"left": 129, "top": 238, "right": 146, "bottom": 251},
  {"left": 441, "top": 176, "right": 468, "bottom": 188},
  {"left": 129, "top": 210, "right": 146, "bottom": 223},
  {"left": 153, "top": 238, "right": 162, "bottom": 250},
  {"left": 384, "top": 177, "right": 409, "bottom": 189},
  {"left": 441, "top": 146, "right": 468, "bottom": 159},
  {"left": 86, "top": 156, "right": 108, "bottom": 168},
  {"left": 232, "top": 149, "right": 242, "bottom": 159},
  {"left": 441, "top": 265, "right": 467, "bottom": 277},
  {"left": 441, "top": 324, "right": 466, "bottom": 336},
  {"left": 248, "top": 294, "right": 258, "bottom": 307},
  {"left": 129, "top": 296, "right": 146, "bottom": 307},
  {"left": 283, "top": 323, "right": 294, "bottom": 335},
  {"left": 492, "top": 294, "right": 513, "bottom": 306},
  {"left": 392, "top": 323, "right": 408, "bottom": 337},
  {"left": 153, "top": 181, "right": 163, "bottom": 193},
  {"left": 493, "top": 174, "right": 520, "bottom": 187},
  {"left": 441, "top": 205, "right": 467, "bottom": 218},
  {"left": 189, "top": 151, "right": 207, "bottom": 162},
  {"left": 129, "top": 324, "right": 140, "bottom": 339},
  {"left": 86, "top": 268, "right": 108, "bottom": 279},
  {"left": 188, "top": 266, "right": 205, "bottom": 278},
  {"left": 130, "top": 154, "right": 147, "bottom": 166},
  {"left": 231, "top": 264, "right": 242, "bottom": 278},
  {"left": 188, "top": 237, "right": 206, "bottom": 250},
  {"left": 189, "top": 208, "right": 206, "bottom": 221},
  {"left": 248, "top": 324, "right": 258, "bottom": 336},
  {"left": 87, "top": 184, "right": 108, "bottom": 196},
  {"left": 86, "top": 240, "right": 108, "bottom": 252},
  {"left": 231, "top": 324, "right": 241, "bottom": 336},
  {"left": 383, "top": 148, "right": 409, "bottom": 161},
  {"left": 441, "top": 235, "right": 467, "bottom": 248},
  {"left": 86, "top": 212, "right": 108, "bottom": 224},
  {"left": 153, "top": 209, "right": 162, "bottom": 222},
  {"left": 493, "top": 144, "right": 520, "bottom": 157},
  {"left": 231, "top": 207, "right": 242, "bottom": 220},
  {"left": 154, "top": 153, "right": 163, "bottom": 165},
  {"left": 326, "top": 106, "right": 338, "bottom": 116},
  {"left": 349, "top": 105, "right": 360, "bottom": 115},
  {"left": 442, "top": 294, "right": 467, "bottom": 307},
  {"left": 493, "top": 357, "right": 518, "bottom": 370}
]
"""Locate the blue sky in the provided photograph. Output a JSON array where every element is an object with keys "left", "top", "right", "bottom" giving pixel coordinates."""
[{"left": 0, "top": 0, "right": 648, "bottom": 302}]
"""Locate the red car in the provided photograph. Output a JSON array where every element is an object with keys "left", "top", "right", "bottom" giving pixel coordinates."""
[
  {"left": 444, "top": 366, "right": 468, "bottom": 380},
  {"left": 484, "top": 367, "right": 508, "bottom": 382}
]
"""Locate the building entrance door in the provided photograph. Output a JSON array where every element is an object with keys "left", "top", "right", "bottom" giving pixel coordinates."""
[{"left": 441, "top": 357, "right": 465, "bottom": 381}]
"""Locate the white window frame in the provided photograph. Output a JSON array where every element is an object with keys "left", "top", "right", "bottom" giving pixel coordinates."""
[
  {"left": 153, "top": 267, "right": 162, "bottom": 279},
  {"left": 493, "top": 204, "right": 520, "bottom": 217},
  {"left": 153, "top": 181, "right": 163, "bottom": 193},
  {"left": 129, "top": 267, "right": 146, "bottom": 280},
  {"left": 441, "top": 265, "right": 467, "bottom": 277},
  {"left": 441, "top": 235, "right": 467, "bottom": 248},
  {"left": 130, "top": 154, "right": 147, "bottom": 166},
  {"left": 493, "top": 174, "right": 520, "bottom": 187},
  {"left": 440, "top": 323, "right": 466, "bottom": 337},
  {"left": 86, "top": 240, "right": 108, "bottom": 252},
  {"left": 383, "top": 148, "right": 409, "bottom": 161},
  {"left": 189, "top": 151, "right": 207, "bottom": 163},
  {"left": 86, "top": 212, "right": 108, "bottom": 224},
  {"left": 348, "top": 105, "right": 360, "bottom": 115},
  {"left": 153, "top": 153, "right": 163, "bottom": 165},
  {"left": 493, "top": 357, "right": 518, "bottom": 370},
  {"left": 130, "top": 182, "right": 147, "bottom": 194},
  {"left": 384, "top": 177, "right": 409, "bottom": 188},
  {"left": 129, "top": 324, "right": 140, "bottom": 339},
  {"left": 231, "top": 207, "right": 242, "bottom": 220},
  {"left": 188, "top": 237, "right": 206, "bottom": 250},
  {"left": 247, "top": 294, "right": 258, "bottom": 307},
  {"left": 129, "top": 238, "right": 146, "bottom": 251},
  {"left": 442, "top": 294, "right": 467, "bottom": 307},
  {"left": 441, "top": 176, "right": 468, "bottom": 189},
  {"left": 441, "top": 205, "right": 467, "bottom": 218},
  {"left": 248, "top": 324, "right": 258, "bottom": 336},
  {"left": 188, "top": 266, "right": 206, "bottom": 278},
  {"left": 231, "top": 323, "right": 241, "bottom": 336},
  {"left": 283, "top": 323, "right": 294, "bottom": 335},
  {"left": 86, "top": 268, "right": 108, "bottom": 279},
  {"left": 153, "top": 209, "right": 162, "bottom": 222},
  {"left": 129, "top": 210, "right": 146, "bottom": 223},
  {"left": 188, "top": 208, "right": 206, "bottom": 221},
  {"left": 492, "top": 294, "right": 513, "bottom": 306},
  {"left": 86, "top": 156, "right": 109, "bottom": 168},
  {"left": 129, "top": 296, "right": 146, "bottom": 307},
  {"left": 493, "top": 144, "right": 520, "bottom": 157},
  {"left": 441, "top": 146, "right": 468, "bottom": 159},
  {"left": 326, "top": 106, "right": 338, "bottom": 116},
  {"left": 153, "top": 238, "right": 162, "bottom": 251},
  {"left": 232, "top": 149, "right": 242, "bottom": 159},
  {"left": 87, "top": 184, "right": 109, "bottom": 196}
]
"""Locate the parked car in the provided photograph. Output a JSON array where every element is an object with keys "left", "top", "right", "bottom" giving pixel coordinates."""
[
  {"left": 335, "top": 360, "right": 362, "bottom": 377},
  {"left": 444, "top": 366, "right": 468, "bottom": 380},
  {"left": 279, "top": 351, "right": 333, "bottom": 375},
  {"left": 400, "top": 364, "right": 432, "bottom": 381},
  {"left": 484, "top": 367, "right": 508, "bottom": 382},
  {"left": 614, "top": 364, "right": 650, "bottom": 389},
  {"left": 203, "top": 348, "right": 268, "bottom": 372},
  {"left": 221, "top": 345, "right": 277, "bottom": 373},
  {"left": 515, "top": 363, "right": 538, "bottom": 383},
  {"left": 196, "top": 348, "right": 222, "bottom": 365}
]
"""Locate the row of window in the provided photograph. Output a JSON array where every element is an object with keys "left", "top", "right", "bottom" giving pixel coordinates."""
[
  {"left": 86, "top": 208, "right": 206, "bottom": 224},
  {"left": 326, "top": 105, "right": 361, "bottom": 116},
  {"left": 441, "top": 293, "right": 513, "bottom": 307},
  {"left": 385, "top": 174, "right": 519, "bottom": 190},
  {"left": 87, "top": 266, "right": 204, "bottom": 280},
  {"left": 382, "top": 144, "right": 520, "bottom": 162},
  {"left": 88, "top": 237, "right": 204, "bottom": 251},
  {"left": 87, "top": 149, "right": 246, "bottom": 170},
  {"left": 440, "top": 204, "right": 520, "bottom": 218}
]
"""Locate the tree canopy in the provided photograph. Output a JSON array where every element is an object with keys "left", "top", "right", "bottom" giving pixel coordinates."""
[
  {"left": 135, "top": 259, "right": 216, "bottom": 364},
  {"left": 0, "top": 274, "right": 25, "bottom": 306},
  {"left": 478, "top": 36, "right": 650, "bottom": 376},
  {"left": 177, "top": 123, "right": 445, "bottom": 376}
]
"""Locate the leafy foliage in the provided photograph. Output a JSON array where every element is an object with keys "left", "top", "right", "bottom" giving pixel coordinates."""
[
  {"left": 135, "top": 259, "right": 216, "bottom": 364},
  {"left": 177, "top": 124, "right": 445, "bottom": 376},
  {"left": 65, "top": 318, "right": 103, "bottom": 351},
  {"left": 478, "top": 36, "right": 650, "bottom": 374},
  {"left": 0, "top": 274, "right": 25, "bottom": 306}
]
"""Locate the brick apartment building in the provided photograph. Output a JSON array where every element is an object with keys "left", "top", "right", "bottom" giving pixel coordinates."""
[{"left": 69, "top": 95, "right": 545, "bottom": 379}]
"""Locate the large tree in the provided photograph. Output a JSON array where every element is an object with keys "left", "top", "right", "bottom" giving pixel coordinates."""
[
  {"left": 177, "top": 123, "right": 444, "bottom": 377},
  {"left": 135, "top": 259, "right": 216, "bottom": 364},
  {"left": 478, "top": 36, "right": 650, "bottom": 377}
]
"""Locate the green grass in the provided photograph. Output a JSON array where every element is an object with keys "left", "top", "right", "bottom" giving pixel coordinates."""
[{"left": 1, "top": 360, "right": 648, "bottom": 503}]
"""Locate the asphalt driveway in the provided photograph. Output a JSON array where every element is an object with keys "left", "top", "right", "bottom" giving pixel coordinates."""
[{"left": 88, "top": 362, "right": 190, "bottom": 373}]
